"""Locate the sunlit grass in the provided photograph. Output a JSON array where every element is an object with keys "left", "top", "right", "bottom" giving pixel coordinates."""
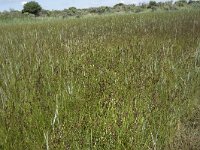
[{"left": 0, "top": 10, "right": 200, "bottom": 149}]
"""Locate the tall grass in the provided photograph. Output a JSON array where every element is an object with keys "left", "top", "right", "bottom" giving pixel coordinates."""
[{"left": 0, "top": 10, "right": 200, "bottom": 149}]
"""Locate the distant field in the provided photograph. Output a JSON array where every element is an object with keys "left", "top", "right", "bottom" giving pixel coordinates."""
[{"left": 0, "top": 10, "right": 200, "bottom": 149}]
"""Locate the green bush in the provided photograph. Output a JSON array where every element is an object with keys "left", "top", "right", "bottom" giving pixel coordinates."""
[
  {"left": 148, "top": 1, "right": 157, "bottom": 9},
  {"left": 22, "top": 1, "right": 42, "bottom": 16}
]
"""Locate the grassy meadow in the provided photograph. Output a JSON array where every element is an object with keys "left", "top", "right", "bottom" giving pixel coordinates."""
[{"left": 0, "top": 10, "right": 200, "bottom": 149}]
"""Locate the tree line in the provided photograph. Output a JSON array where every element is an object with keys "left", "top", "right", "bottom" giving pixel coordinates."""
[{"left": 0, "top": 0, "right": 200, "bottom": 19}]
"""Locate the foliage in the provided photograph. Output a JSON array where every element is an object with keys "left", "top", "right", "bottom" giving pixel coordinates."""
[
  {"left": 188, "top": 0, "right": 200, "bottom": 8},
  {"left": 63, "top": 7, "right": 78, "bottom": 17},
  {"left": 148, "top": 1, "right": 157, "bottom": 8},
  {"left": 22, "top": 1, "right": 42, "bottom": 16},
  {"left": 188, "top": 0, "right": 200, "bottom": 4},
  {"left": 175, "top": 0, "right": 188, "bottom": 7},
  {"left": 1, "top": 1, "right": 200, "bottom": 19},
  {"left": 88, "top": 6, "right": 111, "bottom": 14},
  {"left": 114, "top": 3, "right": 125, "bottom": 8}
]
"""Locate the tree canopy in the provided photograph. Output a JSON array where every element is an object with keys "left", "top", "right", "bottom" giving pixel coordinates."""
[{"left": 22, "top": 1, "right": 42, "bottom": 16}]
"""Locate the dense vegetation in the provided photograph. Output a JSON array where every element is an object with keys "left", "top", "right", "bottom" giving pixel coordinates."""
[
  {"left": 0, "top": 0, "right": 200, "bottom": 19},
  {"left": 22, "top": 1, "right": 42, "bottom": 16},
  {"left": 0, "top": 8, "right": 200, "bottom": 150}
]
